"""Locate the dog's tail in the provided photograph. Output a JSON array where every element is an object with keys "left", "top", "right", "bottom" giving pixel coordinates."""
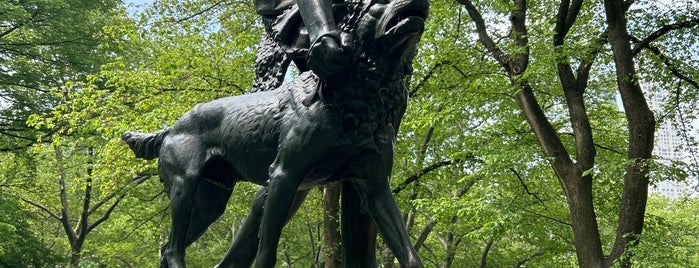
[{"left": 121, "top": 127, "right": 171, "bottom": 160}]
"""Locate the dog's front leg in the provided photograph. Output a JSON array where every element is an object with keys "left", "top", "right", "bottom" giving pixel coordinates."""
[{"left": 254, "top": 161, "right": 306, "bottom": 268}]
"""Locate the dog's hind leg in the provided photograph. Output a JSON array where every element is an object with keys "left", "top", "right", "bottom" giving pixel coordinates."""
[
  {"left": 160, "top": 173, "right": 199, "bottom": 268},
  {"left": 216, "top": 187, "right": 309, "bottom": 268},
  {"left": 158, "top": 137, "right": 208, "bottom": 268},
  {"left": 159, "top": 180, "right": 233, "bottom": 266},
  {"left": 176, "top": 157, "right": 238, "bottom": 247},
  {"left": 186, "top": 179, "right": 234, "bottom": 244}
]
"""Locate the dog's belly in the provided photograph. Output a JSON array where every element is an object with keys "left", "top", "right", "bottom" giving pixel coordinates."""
[
  {"left": 167, "top": 90, "right": 286, "bottom": 185},
  {"left": 296, "top": 151, "right": 356, "bottom": 190}
]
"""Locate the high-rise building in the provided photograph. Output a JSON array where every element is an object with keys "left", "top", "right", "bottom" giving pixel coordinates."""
[{"left": 643, "top": 82, "right": 690, "bottom": 199}]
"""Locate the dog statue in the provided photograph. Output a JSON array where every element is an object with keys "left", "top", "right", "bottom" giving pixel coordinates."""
[{"left": 123, "top": 0, "right": 428, "bottom": 266}]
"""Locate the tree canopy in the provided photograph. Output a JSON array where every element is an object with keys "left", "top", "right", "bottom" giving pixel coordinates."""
[{"left": 0, "top": 0, "right": 697, "bottom": 267}]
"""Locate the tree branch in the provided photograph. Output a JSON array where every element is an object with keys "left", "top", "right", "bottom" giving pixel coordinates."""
[
  {"left": 392, "top": 159, "right": 465, "bottom": 194},
  {"left": 553, "top": 0, "right": 599, "bottom": 173},
  {"left": 673, "top": 83, "right": 699, "bottom": 179},
  {"left": 515, "top": 81, "right": 573, "bottom": 169},
  {"left": 413, "top": 218, "right": 436, "bottom": 252},
  {"left": 0, "top": 8, "right": 39, "bottom": 39},
  {"left": 116, "top": 206, "right": 169, "bottom": 243},
  {"left": 173, "top": 1, "right": 226, "bottom": 24},
  {"left": 419, "top": 126, "right": 434, "bottom": 159},
  {"left": 20, "top": 197, "right": 61, "bottom": 220},
  {"left": 523, "top": 209, "right": 571, "bottom": 227},
  {"left": 0, "top": 24, "right": 23, "bottom": 39},
  {"left": 87, "top": 194, "right": 126, "bottom": 233},
  {"left": 514, "top": 250, "right": 544, "bottom": 268},
  {"left": 55, "top": 147, "right": 77, "bottom": 244},
  {"left": 576, "top": 30, "right": 608, "bottom": 90},
  {"left": 0, "top": 128, "right": 38, "bottom": 141},
  {"left": 0, "top": 142, "right": 36, "bottom": 152},
  {"left": 460, "top": 1, "right": 571, "bottom": 172},
  {"left": 410, "top": 60, "right": 449, "bottom": 97},
  {"left": 457, "top": 0, "right": 511, "bottom": 70},
  {"left": 631, "top": 16, "right": 699, "bottom": 55},
  {"left": 510, "top": 168, "right": 545, "bottom": 204},
  {"left": 553, "top": 0, "right": 584, "bottom": 45},
  {"left": 89, "top": 175, "right": 150, "bottom": 215},
  {"left": 510, "top": 0, "right": 529, "bottom": 74},
  {"left": 77, "top": 172, "right": 93, "bottom": 237},
  {"left": 643, "top": 44, "right": 699, "bottom": 90},
  {"left": 560, "top": 73, "right": 596, "bottom": 172}
]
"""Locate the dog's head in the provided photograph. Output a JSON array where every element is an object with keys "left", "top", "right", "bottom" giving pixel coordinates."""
[{"left": 345, "top": 0, "right": 429, "bottom": 76}]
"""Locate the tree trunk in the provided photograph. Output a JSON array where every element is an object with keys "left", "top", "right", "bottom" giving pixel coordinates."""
[
  {"left": 514, "top": 80, "right": 604, "bottom": 268},
  {"left": 68, "top": 241, "right": 84, "bottom": 268},
  {"left": 323, "top": 182, "right": 342, "bottom": 268},
  {"left": 442, "top": 210, "right": 463, "bottom": 268},
  {"left": 560, "top": 169, "right": 604, "bottom": 268},
  {"left": 442, "top": 231, "right": 455, "bottom": 268},
  {"left": 459, "top": 0, "right": 657, "bottom": 266},
  {"left": 477, "top": 235, "right": 494, "bottom": 268},
  {"left": 603, "top": 0, "right": 656, "bottom": 266}
]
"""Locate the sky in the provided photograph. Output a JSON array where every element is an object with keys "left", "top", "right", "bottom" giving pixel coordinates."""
[
  {"left": 123, "top": 0, "right": 154, "bottom": 17},
  {"left": 123, "top": 0, "right": 154, "bottom": 12},
  {"left": 124, "top": 0, "right": 153, "bottom": 5}
]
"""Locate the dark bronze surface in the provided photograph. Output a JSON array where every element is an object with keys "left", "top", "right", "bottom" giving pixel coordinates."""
[{"left": 123, "top": 0, "right": 428, "bottom": 267}]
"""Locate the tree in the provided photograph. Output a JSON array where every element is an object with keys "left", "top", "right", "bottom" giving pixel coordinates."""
[
  {"left": 371, "top": 0, "right": 699, "bottom": 266},
  {"left": 426, "top": 0, "right": 696, "bottom": 266},
  {"left": 3, "top": 0, "right": 696, "bottom": 266},
  {"left": 19, "top": 143, "right": 153, "bottom": 267},
  {"left": 635, "top": 195, "right": 699, "bottom": 266},
  {"left": 0, "top": 169, "right": 63, "bottom": 267},
  {"left": 19, "top": 1, "right": 277, "bottom": 266},
  {"left": 0, "top": 1, "right": 160, "bottom": 266},
  {"left": 0, "top": 0, "right": 123, "bottom": 150}
]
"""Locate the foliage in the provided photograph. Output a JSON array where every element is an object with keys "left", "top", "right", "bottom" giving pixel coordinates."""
[
  {"left": 633, "top": 196, "right": 699, "bottom": 267},
  {"left": 393, "top": 0, "right": 698, "bottom": 266},
  {"left": 0, "top": 184, "right": 63, "bottom": 267},
  {"left": 0, "top": 0, "right": 124, "bottom": 149},
  {"left": 0, "top": 0, "right": 697, "bottom": 266}
]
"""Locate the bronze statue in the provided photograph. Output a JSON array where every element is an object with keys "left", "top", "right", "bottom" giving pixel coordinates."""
[
  {"left": 252, "top": 0, "right": 351, "bottom": 92},
  {"left": 122, "top": 0, "right": 428, "bottom": 267}
]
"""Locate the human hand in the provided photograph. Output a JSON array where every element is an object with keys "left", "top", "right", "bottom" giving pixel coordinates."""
[{"left": 306, "top": 34, "right": 350, "bottom": 78}]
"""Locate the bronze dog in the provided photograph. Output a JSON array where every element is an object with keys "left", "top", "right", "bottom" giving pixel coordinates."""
[{"left": 123, "top": 0, "right": 428, "bottom": 266}]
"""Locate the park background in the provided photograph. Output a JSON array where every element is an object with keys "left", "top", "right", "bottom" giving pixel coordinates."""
[{"left": 1, "top": 0, "right": 698, "bottom": 267}]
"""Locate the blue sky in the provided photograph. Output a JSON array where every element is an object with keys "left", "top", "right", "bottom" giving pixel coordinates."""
[
  {"left": 123, "top": 0, "right": 154, "bottom": 11},
  {"left": 123, "top": 0, "right": 154, "bottom": 17},
  {"left": 124, "top": 0, "right": 153, "bottom": 5}
]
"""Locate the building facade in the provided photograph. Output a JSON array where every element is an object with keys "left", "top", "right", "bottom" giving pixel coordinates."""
[{"left": 644, "top": 82, "right": 691, "bottom": 199}]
